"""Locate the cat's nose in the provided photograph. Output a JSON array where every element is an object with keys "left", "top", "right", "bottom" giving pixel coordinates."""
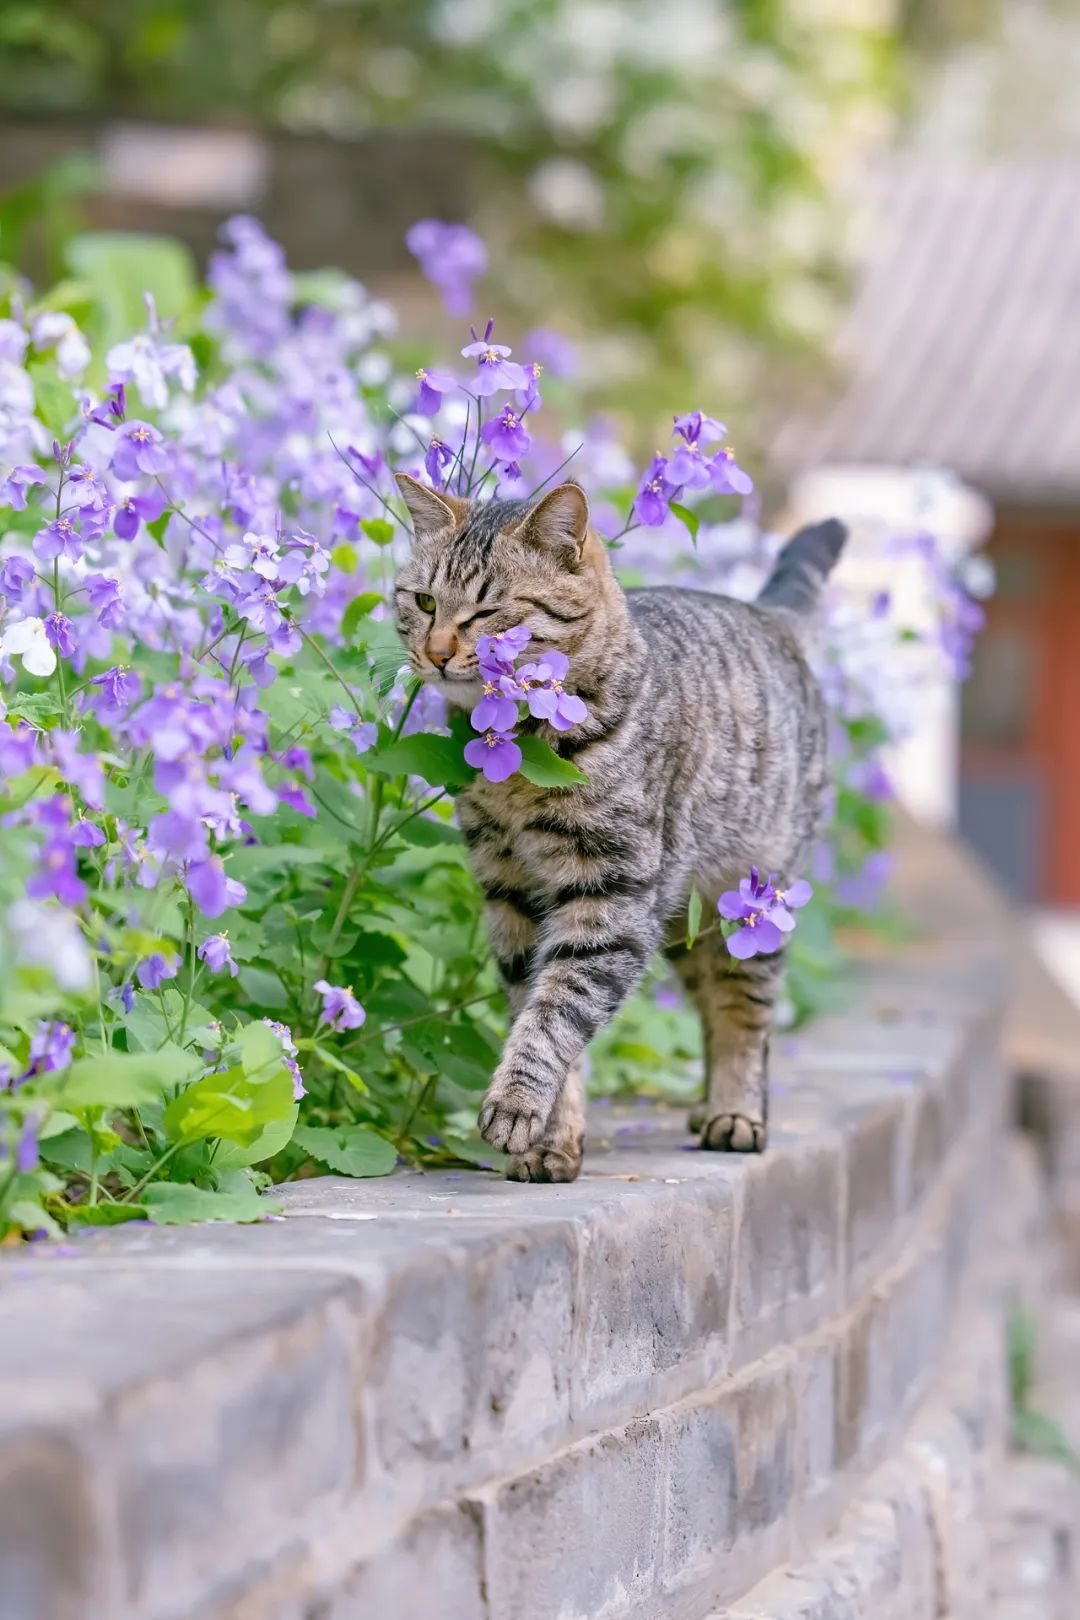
[{"left": 426, "top": 630, "right": 455, "bottom": 670}]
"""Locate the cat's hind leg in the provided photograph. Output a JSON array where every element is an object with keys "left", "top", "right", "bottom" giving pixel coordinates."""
[
  {"left": 506, "top": 1063, "right": 585, "bottom": 1183},
  {"left": 667, "top": 929, "right": 782, "bottom": 1153}
]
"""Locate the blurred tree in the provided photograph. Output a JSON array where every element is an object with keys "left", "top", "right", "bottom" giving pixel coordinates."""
[{"left": 0, "top": 0, "right": 902, "bottom": 425}]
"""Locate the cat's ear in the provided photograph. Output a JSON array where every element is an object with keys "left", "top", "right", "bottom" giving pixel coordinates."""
[
  {"left": 517, "top": 483, "right": 590, "bottom": 566},
  {"left": 394, "top": 473, "right": 468, "bottom": 540}
]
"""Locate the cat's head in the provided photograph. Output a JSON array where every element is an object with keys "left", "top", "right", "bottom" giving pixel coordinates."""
[{"left": 393, "top": 476, "right": 612, "bottom": 702}]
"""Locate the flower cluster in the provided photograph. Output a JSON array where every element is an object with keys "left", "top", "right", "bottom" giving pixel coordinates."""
[
  {"left": 718, "top": 869, "right": 813, "bottom": 959},
  {"left": 463, "top": 626, "right": 589, "bottom": 782},
  {"left": 634, "top": 413, "right": 753, "bottom": 526}
]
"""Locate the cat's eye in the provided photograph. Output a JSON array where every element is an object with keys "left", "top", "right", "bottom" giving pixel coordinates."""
[
  {"left": 459, "top": 608, "right": 498, "bottom": 631},
  {"left": 415, "top": 592, "right": 437, "bottom": 614}
]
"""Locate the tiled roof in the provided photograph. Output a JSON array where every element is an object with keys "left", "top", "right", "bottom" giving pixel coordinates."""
[{"left": 772, "top": 158, "right": 1080, "bottom": 503}]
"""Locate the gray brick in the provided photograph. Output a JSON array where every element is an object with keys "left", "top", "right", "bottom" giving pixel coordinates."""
[
  {"left": 732, "top": 1134, "right": 844, "bottom": 1364},
  {"left": 477, "top": 1419, "right": 666, "bottom": 1620},
  {"left": 319, "top": 1504, "right": 487, "bottom": 1620},
  {"left": 571, "top": 1176, "right": 736, "bottom": 1424},
  {"left": 0, "top": 1425, "right": 115, "bottom": 1620}
]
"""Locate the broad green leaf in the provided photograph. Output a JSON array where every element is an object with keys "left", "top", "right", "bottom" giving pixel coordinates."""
[
  {"left": 212, "top": 1107, "right": 299, "bottom": 1169},
  {"left": 516, "top": 735, "right": 589, "bottom": 787},
  {"left": 28, "top": 364, "right": 75, "bottom": 435},
  {"left": 163, "top": 1063, "right": 293, "bottom": 1145},
  {"left": 686, "top": 886, "right": 703, "bottom": 947},
  {"left": 66, "top": 231, "right": 197, "bottom": 350},
  {"left": 68, "top": 1203, "right": 149, "bottom": 1228},
  {"left": 368, "top": 733, "right": 474, "bottom": 789},
  {"left": 61, "top": 1044, "right": 203, "bottom": 1109},
  {"left": 341, "top": 591, "right": 385, "bottom": 639},
  {"left": 397, "top": 815, "right": 463, "bottom": 848},
  {"left": 669, "top": 501, "right": 699, "bottom": 546},
  {"left": 293, "top": 1123, "right": 397, "bottom": 1178},
  {"left": 360, "top": 517, "right": 395, "bottom": 546},
  {"left": 142, "top": 1183, "right": 279, "bottom": 1225},
  {"left": 236, "top": 965, "right": 291, "bottom": 1012},
  {"left": 237, "top": 1018, "right": 284, "bottom": 1077}
]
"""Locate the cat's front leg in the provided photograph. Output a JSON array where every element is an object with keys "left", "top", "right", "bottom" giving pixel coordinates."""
[{"left": 479, "top": 883, "right": 661, "bottom": 1158}]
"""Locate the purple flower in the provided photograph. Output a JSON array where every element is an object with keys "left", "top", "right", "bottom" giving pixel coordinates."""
[
  {"left": 33, "top": 514, "right": 83, "bottom": 563},
  {"left": 71, "top": 817, "right": 105, "bottom": 847},
  {"left": 137, "top": 952, "right": 179, "bottom": 990},
  {"left": 633, "top": 455, "right": 676, "bottom": 527},
  {"left": 476, "top": 624, "right": 531, "bottom": 672},
  {"left": 464, "top": 729, "right": 523, "bottom": 782},
  {"left": 197, "top": 933, "right": 238, "bottom": 976},
  {"left": 27, "top": 833, "right": 86, "bottom": 906},
  {"left": 470, "top": 673, "right": 521, "bottom": 733},
  {"left": 313, "top": 978, "right": 367, "bottom": 1033},
  {"left": 84, "top": 573, "right": 123, "bottom": 628},
  {"left": 84, "top": 382, "right": 126, "bottom": 427},
  {"left": 667, "top": 441, "right": 713, "bottom": 491},
  {"left": 414, "top": 367, "right": 458, "bottom": 416},
  {"left": 91, "top": 665, "right": 139, "bottom": 715},
  {"left": 524, "top": 327, "right": 579, "bottom": 378},
  {"left": 328, "top": 705, "right": 378, "bottom": 754},
  {"left": 16, "top": 1111, "right": 40, "bottom": 1174},
  {"left": 278, "top": 780, "right": 317, "bottom": 818},
  {"left": 520, "top": 650, "right": 588, "bottom": 731},
  {"left": 673, "top": 411, "right": 727, "bottom": 446},
  {"left": 481, "top": 404, "right": 532, "bottom": 463},
  {"left": 187, "top": 856, "right": 247, "bottom": 919},
  {"left": 0, "top": 464, "right": 45, "bottom": 510},
  {"left": 709, "top": 446, "right": 754, "bottom": 497},
  {"left": 44, "top": 613, "right": 75, "bottom": 659},
  {"left": 836, "top": 851, "right": 894, "bottom": 910},
  {"left": 0, "top": 554, "right": 35, "bottom": 602},
  {"left": 26, "top": 1020, "right": 75, "bottom": 1077},
  {"left": 114, "top": 488, "right": 165, "bottom": 541},
  {"left": 148, "top": 809, "right": 210, "bottom": 863},
  {"left": 461, "top": 323, "right": 528, "bottom": 396},
  {"left": 110, "top": 421, "right": 169, "bottom": 481},
  {"left": 718, "top": 868, "right": 812, "bottom": 959},
  {"left": 424, "top": 435, "right": 455, "bottom": 488},
  {"left": 263, "top": 1018, "right": 305, "bottom": 1099},
  {"left": 406, "top": 220, "right": 487, "bottom": 316}
]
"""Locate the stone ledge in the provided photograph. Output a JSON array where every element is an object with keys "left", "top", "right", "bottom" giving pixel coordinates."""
[{"left": 0, "top": 945, "right": 1009, "bottom": 1620}]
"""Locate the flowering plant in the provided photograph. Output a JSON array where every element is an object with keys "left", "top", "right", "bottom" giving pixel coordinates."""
[{"left": 0, "top": 217, "right": 984, "bottom": 1237}]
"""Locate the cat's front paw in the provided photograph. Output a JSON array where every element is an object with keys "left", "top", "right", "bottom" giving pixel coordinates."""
[{"left": 478, "top": 1074, "right": 551, "bottom": 1155}]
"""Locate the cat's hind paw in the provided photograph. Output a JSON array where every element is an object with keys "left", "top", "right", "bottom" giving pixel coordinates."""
[
  {"left": 699, "top": 1112, "right": 766, "bottom": 1153},
  {"left": 506, "top": 1143, "right": 583, "bottom": 1183}
]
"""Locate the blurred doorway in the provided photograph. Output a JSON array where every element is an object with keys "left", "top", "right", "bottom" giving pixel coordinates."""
[{"left": 959, "top": 518, "right": 1080, "bottom": 903}]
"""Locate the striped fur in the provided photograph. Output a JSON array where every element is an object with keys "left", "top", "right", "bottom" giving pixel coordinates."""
[{"left": 394, "top": 477, "right": 846, "bottom": 1180}]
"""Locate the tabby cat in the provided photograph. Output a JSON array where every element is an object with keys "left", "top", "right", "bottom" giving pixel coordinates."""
[{"left": 394, "top": 475, "right": 845, "bottom": 1182}]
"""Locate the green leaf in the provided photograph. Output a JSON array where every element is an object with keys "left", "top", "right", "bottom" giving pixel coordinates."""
[
  {"left": 686, "top": 886, "right": 703, "bottom": 947},
  {"left": 212, "top": 1107, "right": 299, "bottom": 1169},
  {"left": 146, "top": 511, "right": 170, "bottom": 546},
  {"left": 163, "top": 1063, "right": 293, "bottom": 1145},
  {"left": 397, "top": 815, "right": 463, "bottom": 848},
  {"left": 341, "top": 591, "right": 385, "bottom": 639},
  {"left": 237, "top": 1018, "right": 284, "bottom": 1078},
  {"left": 65, "top": 231, "right": 197, "bottom": 350},
  {"left": 141, "top": 1183, "right": 278, "bottom": 1225},
  {"left": 360, "top": 517, "right": 396, "bottom": 547},
  {"left": 28, "top": 363, "right": 75, "bottom": 435},
  {"left": 292, "top": 1123, "right": 397, "bottom": 1178},
  {"left": 517, "top": 735, "right": 589, "bottom": 787},
  {"left": 368, "top": 732, "right": 475, "bottom": 789},
  {"left": 61, "top": 1044, "right": 203, "bottom": 1109},
  {"left": 68, "top": 1203, "right": 149, "bottom": 1228},
  {"left": 669, "top": 501, "right": 699, "bottom": 547}
]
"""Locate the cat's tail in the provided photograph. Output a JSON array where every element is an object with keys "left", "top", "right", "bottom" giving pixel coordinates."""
[{"left": 757, "top": 518, "right": 847, "bottom": 614}]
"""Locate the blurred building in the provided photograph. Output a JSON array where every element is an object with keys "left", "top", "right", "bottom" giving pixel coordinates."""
[{"left": 774, "top": 155, "right": 1080, "bottom": 906}]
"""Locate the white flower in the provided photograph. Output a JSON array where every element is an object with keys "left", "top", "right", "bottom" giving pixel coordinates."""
[
  {"left": 0, "top": 615, "right": 56, "bottom": 676},
  {"left": 106, "top": 331, "right": 197, "bottom": 411},
  {"left": 6, "top": 899, "right": 92, "bottom": 991},
  {"left": 31, "top": 312, "right": 91, "bottom": 379}
]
